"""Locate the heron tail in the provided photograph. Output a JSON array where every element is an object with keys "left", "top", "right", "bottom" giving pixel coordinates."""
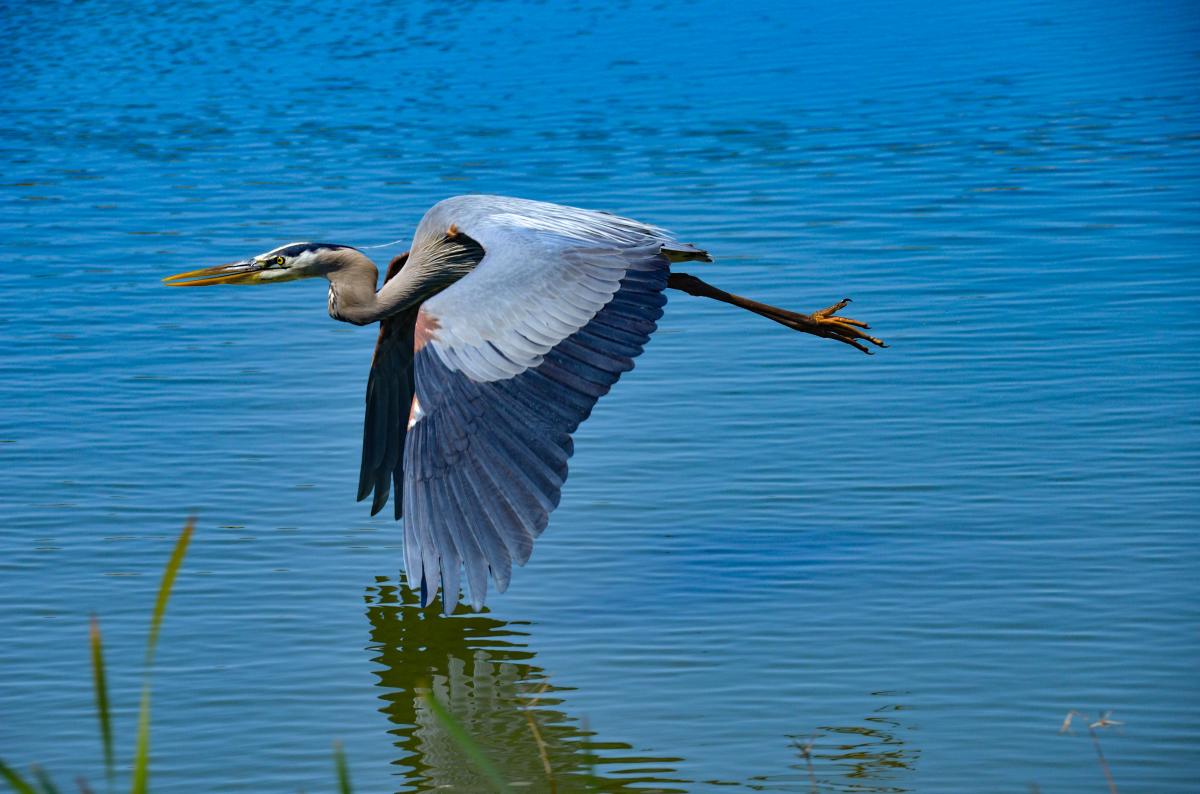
[{"left": 661, "top": 241, "right": 712, "bottom": 263}]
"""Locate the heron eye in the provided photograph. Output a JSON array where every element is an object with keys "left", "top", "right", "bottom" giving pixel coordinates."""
[{"left": 273, "top": 256, "right": 285, "bottom": 266}]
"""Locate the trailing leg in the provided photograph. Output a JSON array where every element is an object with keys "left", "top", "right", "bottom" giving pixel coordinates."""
[{"left": 667, "top": 272, "right": 886, "bottom": 354}]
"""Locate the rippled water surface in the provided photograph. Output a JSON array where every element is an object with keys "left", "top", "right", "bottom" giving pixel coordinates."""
[{"left": 2, "top": 1, "right": 1198, "bottom": 791}]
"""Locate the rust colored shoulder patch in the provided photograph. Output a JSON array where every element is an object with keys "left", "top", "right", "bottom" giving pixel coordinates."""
[{"left": 414, "top": 308, "right": 441, "bottom": 353}]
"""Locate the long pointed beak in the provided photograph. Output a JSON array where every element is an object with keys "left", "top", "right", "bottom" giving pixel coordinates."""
[{"left": 163, "top": 260, "right": 267, "bottom": 287}]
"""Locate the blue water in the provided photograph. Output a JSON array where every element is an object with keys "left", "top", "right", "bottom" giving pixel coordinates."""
[{"left": 2, "top": 1, "right": 1198, "bottom": 791}]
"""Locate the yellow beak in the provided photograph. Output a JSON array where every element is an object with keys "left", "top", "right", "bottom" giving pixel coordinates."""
[{"left": 163, "top": 260, "right": 269, "bottom": 287}]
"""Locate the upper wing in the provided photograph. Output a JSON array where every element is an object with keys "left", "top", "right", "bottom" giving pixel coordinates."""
[
  {"left": 400, "top": 196, "right": 675, "bottom": 610},
  {"left": 358, "top": 253, "right": 418, "bottom": 518}
]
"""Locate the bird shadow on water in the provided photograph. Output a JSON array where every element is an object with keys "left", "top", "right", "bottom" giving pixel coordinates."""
[{"left": 362, "top": 578, "right": 919, "bottom": 793}]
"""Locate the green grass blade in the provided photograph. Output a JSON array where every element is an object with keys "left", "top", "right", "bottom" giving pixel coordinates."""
[
  {"left": 129, "top": 683, "right": 150, "bottom": 794},
  {"left": 131, "top": 518, "right": 195, "bottom": 794},
  {"left": 332, "top": 743, "right": 352, "bottom": 794},
  {"left": 0, "top": 760, "right": 38, "bottom": 794},
  {"left": 419, "top": 689, "right": 513, "bottom": 794},
  {"left": 146, "top": 518, "right": 195, "bottom": 666},
  {"left": 88, "top": 616, "right": 115, "bottom": 784},
  {"left": 30, "top": 766, "right": 60, "bottom": 794}
]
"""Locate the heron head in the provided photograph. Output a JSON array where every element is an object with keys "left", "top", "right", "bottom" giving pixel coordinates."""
[{"left": 164, "top": 242, "right": 356, "bottom": 286}]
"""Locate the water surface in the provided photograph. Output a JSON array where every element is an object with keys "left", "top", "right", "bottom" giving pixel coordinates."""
[{"left": 2, "top": 0, "right": 1198, "bottom": 791}]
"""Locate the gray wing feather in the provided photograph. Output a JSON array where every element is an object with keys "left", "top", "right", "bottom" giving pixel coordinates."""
[
  {"left": 415, "top": 196, "right": 666, "bottom": 383},
  {"left": 404, "top": 235, "right": 669, "bottom": 610},
  {"left": 383, "top": 196, "right": 687, "bottom": 610}
]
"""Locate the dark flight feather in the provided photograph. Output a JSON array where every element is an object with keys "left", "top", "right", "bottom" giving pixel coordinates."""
[{"left": 357, "top": 253, "right": 418, "bottom": 518}]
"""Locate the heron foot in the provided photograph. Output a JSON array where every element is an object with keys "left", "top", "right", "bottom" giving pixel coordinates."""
[{"left": 767, "top": 298, "right": 887, "bottom": 354}]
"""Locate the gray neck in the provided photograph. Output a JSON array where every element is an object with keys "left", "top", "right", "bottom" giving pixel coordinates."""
[
  {"left": 323, "top": 249, "right": 383, "bottom": 325},
  {"left": 321, "top": 237, "right": 482, "bottom": 326}
]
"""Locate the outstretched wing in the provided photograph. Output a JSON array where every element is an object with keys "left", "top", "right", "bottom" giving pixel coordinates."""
[
  {"left": 358, "top": 253, "right": 418, "bottom": 517},
  {"left": 399, "top": 196, "right": 678, "bottom": 610}
]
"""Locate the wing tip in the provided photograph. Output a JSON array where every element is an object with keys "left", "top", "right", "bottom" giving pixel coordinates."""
[
  {"left": 366, "top": 467, "right": 393, "bottom": 515},
  {"left": 370, "top": 492, "right": 388, "bottom": 516}
]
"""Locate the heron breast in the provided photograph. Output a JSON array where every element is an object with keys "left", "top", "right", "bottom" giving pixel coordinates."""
[{"left": 326, "top": 284, "right": 340, "bottom": 319}]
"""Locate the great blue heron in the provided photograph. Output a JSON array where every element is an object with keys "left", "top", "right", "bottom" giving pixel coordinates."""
[{"left": 166, "top": 195, "right": 885, "bottom": 611}]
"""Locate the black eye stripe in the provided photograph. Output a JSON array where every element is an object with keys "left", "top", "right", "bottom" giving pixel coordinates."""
[{"left": 271, "top": 242, "right": 352, "bottom": 259}]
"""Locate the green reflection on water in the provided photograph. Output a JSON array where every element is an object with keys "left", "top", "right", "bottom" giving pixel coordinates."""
[
  {"left": 365, "top": 577, "right": 917, "bottom": 792},
  {"left": 364, "top": 577, "right": 689, "bottom": 793}
]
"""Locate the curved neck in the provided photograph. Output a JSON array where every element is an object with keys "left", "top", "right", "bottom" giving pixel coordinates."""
[
  {"left": 323, "top": 248, "right": 440, "bottom": 326},
  {"left": 324, "top": 234, "right": 484, "bottom": 326}
]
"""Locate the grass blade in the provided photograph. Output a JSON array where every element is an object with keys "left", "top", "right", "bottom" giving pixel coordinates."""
[
  {"left": 0, "top": 760, "right": 38, "bottom": 794},
  {"left": 30, "top": 766, "right": 60, "bottom": 794},
  {"left": 129, "top": 684, "right": 150, "bottom": 794},
  {"left": 132, "top": 518, "right": 195, "bottom": 794},
  {"left": 332, "top": 743, "right": 352, "bottom": 794},
  {"left": 88, "top": 617, "right": 114, "bottom": 784},
  {"left": 146, "top": 518, "right": 194, "bottom": 665},
  {"left": 419, "top": 689, "right": 513, "bottom": 794}
]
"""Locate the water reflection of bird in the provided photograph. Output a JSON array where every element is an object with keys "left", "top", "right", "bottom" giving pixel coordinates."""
[
  {"left": 167, "top": 195, "right": 885, "bottom": 610},
  {"left": 364, "top": 578, "right": 689, "bottom": 792}
]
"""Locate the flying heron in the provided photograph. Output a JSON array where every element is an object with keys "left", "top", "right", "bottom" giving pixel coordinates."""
[{"left": 166, "top": 195, "right": 885, "bottom": 611}]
